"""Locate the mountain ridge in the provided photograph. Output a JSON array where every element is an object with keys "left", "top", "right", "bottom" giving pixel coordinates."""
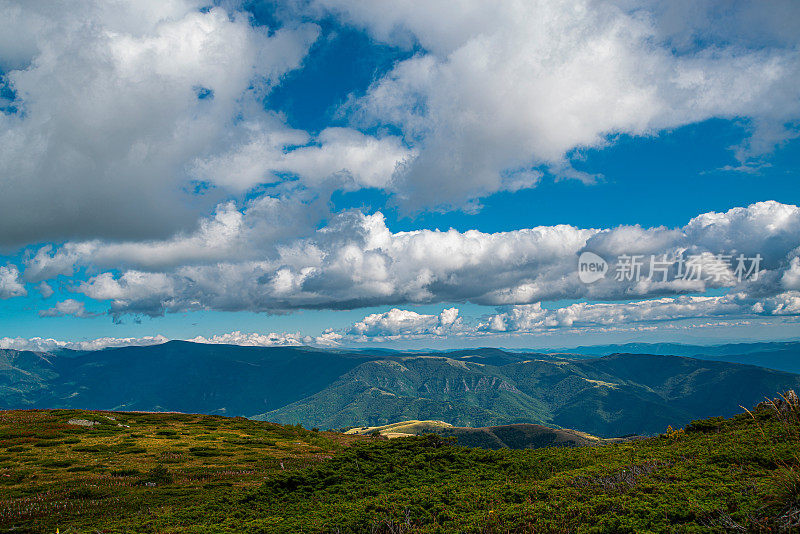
[{"left": 2, "top": 341, "right": 800, "bottom": 437}]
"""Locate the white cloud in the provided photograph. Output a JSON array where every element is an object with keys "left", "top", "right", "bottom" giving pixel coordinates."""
[
  {"left": 756, "top": 292, "right": 800, "bottom": 316},
  {"left": 22, "top": 191, "right": 331, "bottom": 279},
  {"left": 480, "top": 292, "right": 800, "bottom": 333},
  {"left": 0, "top": 0, "right": 796, "bottom": 254},
  {"left": 0, "top": 334, "right": 168, "bottom": 352},
  {"left": 16, "top": 200, "right": 799, "bottom": 317},
  {"left": 314, "top": 0, "right": 800, "bottom": 209},
  {"left": 192, "top": 127, "right": 414, "bottom": 192},
  {"left": 186, "top": 330, "right": 309, "bottom": 347},
  {"left": 0, "top": 331, "right": 310, "bottom": 352},
  {"left": 0, "top": 264, "right": 26, "bottom": 299},
  {"left": 0, "top": 1, "right": 320, "bottom": 246},
  {"left": 37, "top": 281, "right": 54, "bottom": 299},
  {"left": 329, "top": 292, "right": 800, "bottom": 341},
  {"left": 39, "top": 299, "right": 97, "bottom": 319},
  {"left": 66, "top": 208, "right": 595, "bottom": 315},
  {"left": 5, "top": 289, "right": 800, "bottom": 350},
  {"left": 347, "top": 307, "right": 464, "bottom": 340},
  {"left": 782, "top": 258, "right": 800, "bottom": 291}
]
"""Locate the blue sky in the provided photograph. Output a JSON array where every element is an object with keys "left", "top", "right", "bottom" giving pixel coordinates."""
[{"left": 0, "top": 1, "right": 799, "bottom": 350}]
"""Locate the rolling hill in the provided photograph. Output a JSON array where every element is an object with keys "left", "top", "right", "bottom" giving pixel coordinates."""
[{"left": 345, "top": 419, "right": 612, "bottom": 449}]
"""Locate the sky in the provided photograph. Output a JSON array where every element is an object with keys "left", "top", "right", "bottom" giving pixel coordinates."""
[{"left": 0, "top": 0, "right": 799, "bottom": 351}]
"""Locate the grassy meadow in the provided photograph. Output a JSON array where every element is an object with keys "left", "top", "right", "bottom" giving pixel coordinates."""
[
  {"left": 1, "top": 400, "right": 799, "bottom": 532},
  {"left": 0, "top": 410, "right": 360, "bottom": 533}
]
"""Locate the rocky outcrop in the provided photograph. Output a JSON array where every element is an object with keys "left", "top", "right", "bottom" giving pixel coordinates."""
[{"left": 755, "top": 390, "right": 799, "bottom": 413}]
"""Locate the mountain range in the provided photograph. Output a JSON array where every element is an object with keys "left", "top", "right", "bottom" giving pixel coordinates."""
[
  {"left": 2, "top": 340, "right": 799, "bottom": 437},
  {"left": 544, "top": 341, "right": 800, "bottom": 373}
]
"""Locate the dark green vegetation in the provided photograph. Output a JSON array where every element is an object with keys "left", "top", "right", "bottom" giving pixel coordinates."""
[
  {"left": 4, "top": 342, "right": 800, "bottom": 436},
  {"left": 3, "top": 398, "right": 800, "bottom": 532}
]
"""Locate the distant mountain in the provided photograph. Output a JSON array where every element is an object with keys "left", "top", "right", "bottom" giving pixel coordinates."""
[
  {"left": 549, "top": 341, "right": 800, "bottom": 357},
  {"left": 0, "top": 341, "right": 377, "bottom": 415},
  {"left": 344, "top": 420, "right": 612, "bottom": 449},
  {"left": 0, "top": 349, "right": 59, "bottom": 407},
  {"left": 257, "top": 351, "right": 800, "bottom": 436},
  {"left": 552, "top": 341, "right": 800, "bottom": 373},
  {"left": 2, "top": 341, "right": 799, "bottom": 437}
]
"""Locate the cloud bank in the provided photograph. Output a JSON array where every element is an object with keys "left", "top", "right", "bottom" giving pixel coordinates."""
[
  {"left": 12, "top": 200, "right": 798, "bottom": 318},
  {"left": 0, "top": 334, "right": 168, "bottom": 353},
  {"left": 313, "top": 0, "right": 800, "bottom": 208},
  {"left": 0, "top": 0, "right": 797, "bottom": 247},
  {"left": 4, "top": 289, "right": 799, "bottom": 352}
]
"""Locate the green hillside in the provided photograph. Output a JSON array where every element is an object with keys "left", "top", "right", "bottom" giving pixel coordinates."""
[
  {"left": 2, "top": 396, "right": 800, "bottom": 532},
  {"left": 258, "top": 356, "right": 553, "bottom": 430},
  {"left": 259, "top": 352, "right": 800, "bottom": 437}
]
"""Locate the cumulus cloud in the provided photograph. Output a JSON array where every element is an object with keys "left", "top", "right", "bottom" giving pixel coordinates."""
[
  {"left": 0, "top": 264, "right": 26, "bottom": 299},
  {"left": 66, "top": 208, "right": 595, "bottom": 315},
  {"left": 21, "top": 189, "right": 332, "bottom": 280},
  {"left": 0, "top": 1, "right": 426, "bottom": 249},
  {"left": 324, "top": 293, "right": 800, "bottom": 343},
  {"left": 0, "top": 0, "right": 796, "bottom": 256},
  {"left": 346, "top": 307, "right": 464, "bottom": 340},
  {"left": 0, "top": 0, "right": 322, "bottom": 246},
  {"left": 0, "top": 330, "right": 327, "bottom": 352},
  {"left": 1, "top": 0, "right": 795, "bottom": 250},
  {"left": 191, "top": 329, "right": 349, "bottom": 348},
  {"left": 324, "top": 292, "right": 800, "bottom": 342},
  {"left": 782, "top": 258, "right": 800, "bottom": 291},
  {"left": 312, "top": 0, "right": 800, "bottom": 209},
  {"left": 15, "top": 200, "right": 799, "bottom": 317},
  {"left": 38, "top": 299, "right": 98, "bottom": 319},
  {"left": 187, "top": 331, "right": 310, "bottom": 347},
  {"left": 4, "top": 290, "right": 800, "bottom": 351},
  {"left": 0, "top": 334, "right": 168, "bottom": 352},
  {"left": 37, "top": 281, "right": 54, "bottom": 299},
  {"left": 481, "top": 292, "right": 800, "bottom": 333},
  {"left": 192, "top": 127, "right": 414, "bottom": 192},
  {"left": 4, "top": 2, "right": 799, "bottom": 348}
]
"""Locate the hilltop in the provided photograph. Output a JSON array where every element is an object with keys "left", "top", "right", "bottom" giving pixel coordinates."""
[{"left": 345, "top": 420, "right": 612, "bottom": 448}]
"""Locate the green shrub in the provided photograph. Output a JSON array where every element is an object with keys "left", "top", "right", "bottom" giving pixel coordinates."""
[
  {"left": 39, "top": 459, "right": 73, "bottom": 468},
  {"left": 685, "top": 417, "right": 725, "bottom": 433},
  {"left": 33, "top": 440, "right": 61, "bottom": 447},
  {"left": 141, "top": 465, "right": 173, "bottom": 485},
  {"left": 111, "top": 468, "right": 140, "bottom": 476}
]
